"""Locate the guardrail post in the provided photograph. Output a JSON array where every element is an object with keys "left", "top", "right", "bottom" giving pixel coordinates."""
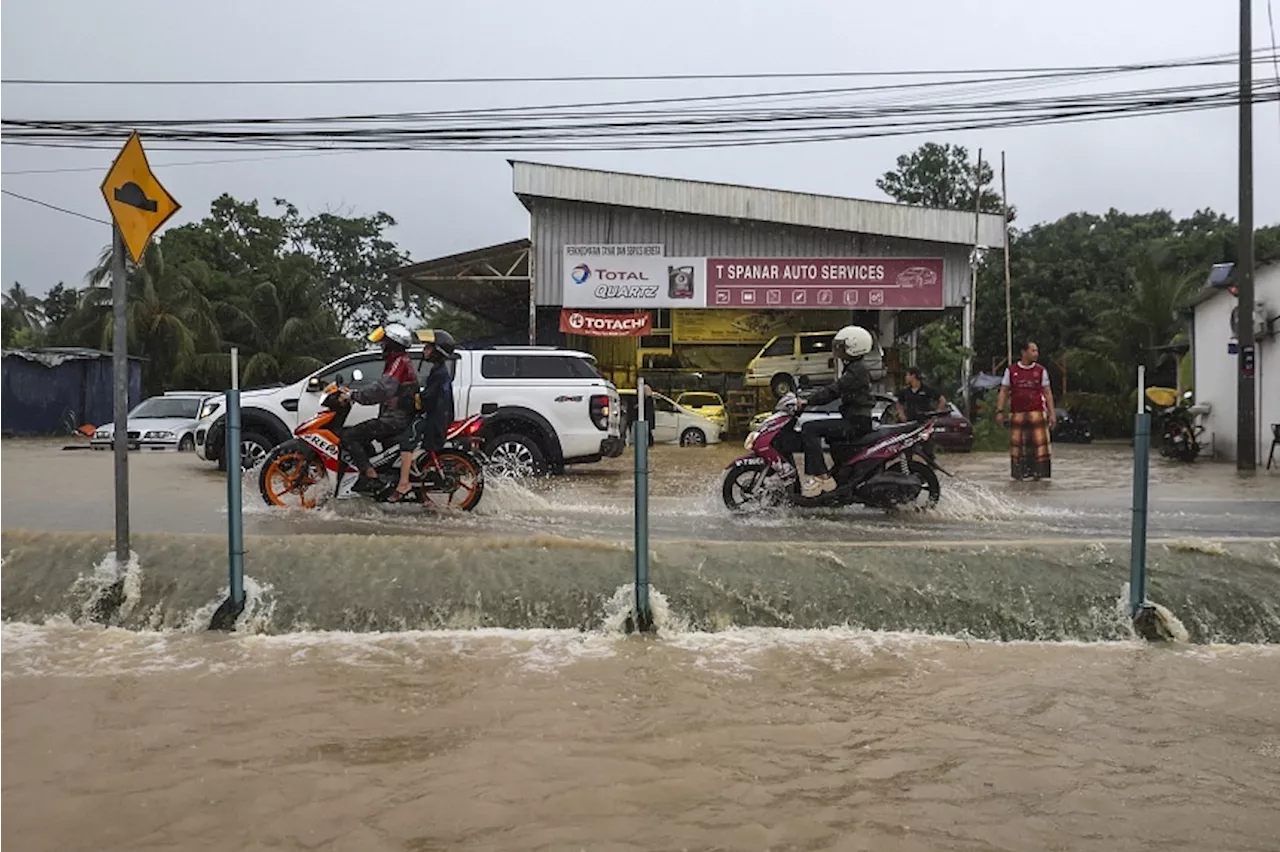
[
  {"left": 1129, "top": 364, "right": 1161, "bottom": 639},
  {"left": 626, "top": 378, "right": 654, "bottom": 634},
  {"left": 211, "top": 347, "right": 246, "bottom": 630}
]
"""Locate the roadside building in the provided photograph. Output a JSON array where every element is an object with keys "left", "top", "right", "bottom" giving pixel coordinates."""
[
  {"left": 1186, "top": 260, "right": 1280, "bottom": 465},
  {"left": 394, "top": 161, "right": 1005, "bottom": 432}
]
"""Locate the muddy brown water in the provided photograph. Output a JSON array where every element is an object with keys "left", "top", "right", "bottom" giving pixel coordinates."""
[
  {"left": 4, "top": 439, "right": 1280, "bottom": 850},
  {"left": 4, "top": 625, "right": 1280, "bottom": 851}
]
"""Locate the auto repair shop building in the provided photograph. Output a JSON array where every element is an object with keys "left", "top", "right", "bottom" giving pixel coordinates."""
[{"left": 395, "top": 160, "right": 1006, "bottom": 400}]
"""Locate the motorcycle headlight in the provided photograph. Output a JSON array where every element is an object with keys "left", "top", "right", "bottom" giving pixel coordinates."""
[{"left": 744, "top": 431, "right": 758, "bottom": 450}]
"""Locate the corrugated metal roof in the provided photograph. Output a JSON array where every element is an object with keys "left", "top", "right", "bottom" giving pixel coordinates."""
[{"left": 511, "top": 160, "right": 1007, "bottom": 249}]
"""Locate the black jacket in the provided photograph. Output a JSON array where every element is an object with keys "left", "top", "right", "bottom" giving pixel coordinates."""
[{"left": 807, "top": 360, "right": 875, "bottom": 422}]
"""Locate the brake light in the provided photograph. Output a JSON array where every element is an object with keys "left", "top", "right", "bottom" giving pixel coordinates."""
[
  {"left": 590, "top": 394, "right": 609, "bottom": 431},
  {"left": 465, "top": 417, "right": 484, "bottom": 436}
]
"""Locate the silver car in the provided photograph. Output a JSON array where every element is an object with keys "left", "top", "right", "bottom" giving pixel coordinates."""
[{"left": 92, "top": 391, "right": 211, "bottom": 452}]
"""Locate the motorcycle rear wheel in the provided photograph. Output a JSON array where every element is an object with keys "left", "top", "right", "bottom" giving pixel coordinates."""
[
  {"left": 895, "top": 460, "right": 941, "bottom": 511},
  {"left": 413, "top": 449, "right": 485, "bottom": 511}
]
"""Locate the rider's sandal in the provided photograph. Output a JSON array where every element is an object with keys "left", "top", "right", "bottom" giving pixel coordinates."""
[{"left": 386, "top": 487, "right": 414, "bottom": 503}]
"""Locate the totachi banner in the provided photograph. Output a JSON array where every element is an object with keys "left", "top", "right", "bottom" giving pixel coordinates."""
[
  {"left": 705, "top": 257, "right": 945, "bottom": 309},
  {"left": 559, "top": 308, "right": 653, "bottom": 337}
]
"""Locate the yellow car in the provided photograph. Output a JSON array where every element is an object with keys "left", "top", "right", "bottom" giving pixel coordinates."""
[{"left": 675, "top": 392, "right": 728, "bottom": 429}]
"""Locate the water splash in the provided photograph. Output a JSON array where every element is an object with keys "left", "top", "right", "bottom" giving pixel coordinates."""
[{"left": 68, "top": 550, "right": 142, "bottom": 626}]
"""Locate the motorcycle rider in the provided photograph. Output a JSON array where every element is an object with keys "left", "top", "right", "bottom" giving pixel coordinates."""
[
  {"left": 795, "top": 324, "right": 877, "bottom": 498},
  {"left": 388, "top": 328, "right": 458, "bottom": 502},
  {"left": 341, "top": 322, "right": 419, "bottom": 493}
]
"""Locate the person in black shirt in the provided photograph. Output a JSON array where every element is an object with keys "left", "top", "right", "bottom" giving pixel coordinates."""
[
  {"left": 795, "top": 325, "right": 877, "bottom": 498},
  {"left": 894, "top": 367, "right": 947, "bottom": 423}
]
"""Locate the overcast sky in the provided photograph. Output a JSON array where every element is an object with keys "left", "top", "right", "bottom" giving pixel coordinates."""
[{"left": 3, "top": 0, "right": 1278, "bottom": 296}]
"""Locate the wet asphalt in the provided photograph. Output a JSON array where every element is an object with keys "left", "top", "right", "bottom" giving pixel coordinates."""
[{"left": 3, "top": 437, "right": 1277, "bottom": 546}]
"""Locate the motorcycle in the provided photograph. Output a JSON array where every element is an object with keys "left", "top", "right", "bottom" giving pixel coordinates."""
[
  {"left": 258, "top": 370, "right": 487, "bottom": 511},
  {"left": 1144, "top": 387, "right": 1210, "bottom": 462},
  {"left": 722, "top": 392, "right": 951, "bottom": 512}
]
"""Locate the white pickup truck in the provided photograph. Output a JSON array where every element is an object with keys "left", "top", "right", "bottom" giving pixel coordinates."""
[{"left": 193, "top": 345, "right": 624, "bottom": 476}]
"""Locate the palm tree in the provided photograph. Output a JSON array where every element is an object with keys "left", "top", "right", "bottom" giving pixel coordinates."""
[
  {"left": 67, "top": 244, "right": 222, "bottom": 395},
  {"left": 3, "top": 283, "right": 46, "bottom": 334}
]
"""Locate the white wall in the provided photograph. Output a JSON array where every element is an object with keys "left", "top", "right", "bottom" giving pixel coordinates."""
[{"left": 1193, "top": 265, "right": 1280, "bottom": 464}]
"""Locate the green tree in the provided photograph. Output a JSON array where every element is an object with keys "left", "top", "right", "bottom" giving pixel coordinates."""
[
  {"left": 66, "top": 243, "right": 221, "bottom": 395},
  {"left": 3, "top": 282, "right": 45, "bottom": 332},
  {"left": 877, "top": 142, "right": 1012, "bottom": 219}
]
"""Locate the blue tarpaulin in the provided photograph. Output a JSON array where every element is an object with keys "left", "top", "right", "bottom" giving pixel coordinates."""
[{"left": 1, "top": 347, "right": 143, "bottom": 436}]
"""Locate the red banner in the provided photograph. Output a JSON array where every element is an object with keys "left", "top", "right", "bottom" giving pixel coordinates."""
[
  {"left": 559, "top": 309, "right": 653, "bottom": 337},
  {"left": 706, "top": 257, "right": 945, "bottom": 310}
]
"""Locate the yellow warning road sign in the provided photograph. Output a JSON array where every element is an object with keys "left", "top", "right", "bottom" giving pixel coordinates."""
[{"left": 100, "top": 131, "right": 180, "bottom": 264}]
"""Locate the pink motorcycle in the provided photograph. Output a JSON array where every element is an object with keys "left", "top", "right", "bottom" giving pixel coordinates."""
[{"left": 722, "top": 392, "right": 949, "bottom": 512}]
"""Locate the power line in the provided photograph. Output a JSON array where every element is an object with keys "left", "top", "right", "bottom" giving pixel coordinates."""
[
  {"left": 0, "top": 189, "right": 110, "bottom": 224},
  {"left": 1270, "top": 0, "right": 1280, "bottom": 131},
  {"left": 1, "top": 48, "right": 1271, "bottom": 87},
  {"left": 1, "top": 150, "right": 346, "bottom": 175}
]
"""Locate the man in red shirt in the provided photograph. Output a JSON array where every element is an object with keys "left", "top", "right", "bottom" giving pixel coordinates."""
[{"left": 995, "top": 340, "right": 1057, "bottom": 480}]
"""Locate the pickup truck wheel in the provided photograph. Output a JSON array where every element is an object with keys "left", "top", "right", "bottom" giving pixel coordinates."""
[
  {"left": 240, "top": 432, "right": 272, "bottom": 470},
  {"left": 484, "top": 432, "right": 546, "bottom": 479}
]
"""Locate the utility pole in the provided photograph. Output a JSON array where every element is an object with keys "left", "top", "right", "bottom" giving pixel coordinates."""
[{"left": 1237, "top": 0, "right": 1257, "bottom": 472}]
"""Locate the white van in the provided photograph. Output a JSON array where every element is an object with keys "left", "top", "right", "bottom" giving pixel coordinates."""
[{"left": 745, "top": 330, "right": 886, "bottom": 398}]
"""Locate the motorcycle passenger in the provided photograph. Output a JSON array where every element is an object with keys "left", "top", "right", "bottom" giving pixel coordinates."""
[
  {"left": 795, "top": 325, "right": 877, "bottom": 498},
  {"left": 388, "top": 329, "right": 458, "bottom": 502},
  {"left": 341, "top": 322, "right": 419, "bottom": 492}
]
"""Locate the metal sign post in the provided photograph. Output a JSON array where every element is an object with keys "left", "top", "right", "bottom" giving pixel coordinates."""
[
  {"left": 99, "top": 130, "right": 181, "bottom": 565},
  {"left": 1129, "top": 365, "right": 1163, "bottom": 640},
  {"left": 211, "top": 347, "right": 246, "bottom": 630},
  {"left": 110, "top": 225, "right": 130, "bottom": 563},
  {"left": 628, "top": 378, "right": 654, "bottom": 633}
]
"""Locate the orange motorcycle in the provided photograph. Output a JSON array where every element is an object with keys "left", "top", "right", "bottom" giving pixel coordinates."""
[{"left": 258, "top": 373, "right": 486, "bottom": 511}]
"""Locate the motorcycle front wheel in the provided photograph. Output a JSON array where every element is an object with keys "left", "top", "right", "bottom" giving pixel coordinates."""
[
  {"left": 722, "top": 458, "right": 791, "bottom": 512},
  {"left": 259, "top": 439, "right": 331, "bottom": 509}
]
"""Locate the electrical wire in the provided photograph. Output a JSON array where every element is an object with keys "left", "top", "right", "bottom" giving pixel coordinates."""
[
  {"left": 0, "top": 189, "right": 110, "bottom": 224},
  {"left": 1, "top": 49, "right": 1267, "bottom": 86},
  {"left": 1269, "top": 0, "right": 1280, "bottom": 131}
]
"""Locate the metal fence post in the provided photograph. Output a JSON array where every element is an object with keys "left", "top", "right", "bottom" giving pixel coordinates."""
[
  {"left": 627, "top": 378, "right": 654, "bottom": 634},
  {"left": 1129, "top": 365, "right": 1162, "bottom": 639},
  {"left": 211, "top": 347, "right": 245, "bottom": 630}
]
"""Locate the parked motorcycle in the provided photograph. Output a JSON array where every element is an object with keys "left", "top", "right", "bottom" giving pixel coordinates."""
[
  {"left": 1144, "top": 387, "right": 1210, "bottom": 463},
  {"left": 258, "top": 371, "right": 487, "bottom": 510},
  {"left": 721, "top": 392, "right": 950, "bottom": 512}
]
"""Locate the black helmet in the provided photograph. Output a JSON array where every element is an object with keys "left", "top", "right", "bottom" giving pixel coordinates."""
[{"left": 417, "top": 328, "right": 458, "bottom": 361}]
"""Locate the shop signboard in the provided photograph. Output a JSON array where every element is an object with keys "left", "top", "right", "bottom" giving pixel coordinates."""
[
  {"left": 671, "top": 309, "right": 839, "bottom": 344},
  {"left": 705, "top": 257, "right": 945, "bottom": 309},
  {"left": 562, "top": 244, "right": 707, "bottom": 308},
  {"left": 562, "top": 246, "right": 946, "bottom": 311},
  {"left": 559, "top": 309, "right": 652, "bottom": 337}
]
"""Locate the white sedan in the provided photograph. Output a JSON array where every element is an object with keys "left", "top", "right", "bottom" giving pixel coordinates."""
[
  {"left": 92, "top": 391, "right": 211, "bottom": 452},
  {"left": 620, "top": 389, "right": 726, "bottom": 447}
]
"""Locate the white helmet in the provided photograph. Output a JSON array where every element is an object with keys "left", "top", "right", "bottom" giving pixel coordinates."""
[
  {"left": 832, "top": 325, "right": 874, "bottom": 360},
  {"left": 369, "top": 322, "right": 414, "bottom": 350}
]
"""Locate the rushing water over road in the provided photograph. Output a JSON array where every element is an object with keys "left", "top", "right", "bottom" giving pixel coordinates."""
[{"left": 4, "top": 438, "right": 1280, "bottom": 849}]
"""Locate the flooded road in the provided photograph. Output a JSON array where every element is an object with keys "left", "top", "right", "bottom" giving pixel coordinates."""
[
  {"left": 4, "top": 624, "right": 1280, "bottom": 851},
  {"left": 5, "top": 439, "right": 1279, "bottom": 544},
  {"left": 4, "top": 438, "right": 1280, "bottom": 850}
]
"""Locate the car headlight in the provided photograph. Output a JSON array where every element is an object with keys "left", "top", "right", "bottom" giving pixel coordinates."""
[
  {"left": 744, "top": 431, "right": 758, "bottom": 449},
  {"left": 144, "top": 430, "right": 175, "bottom": 440},
  {"left": 94, "top": 429, "right": 109, "bottom": 439},
  {"left": 200, "top": 402, "right": 221, "bottom": 419}
]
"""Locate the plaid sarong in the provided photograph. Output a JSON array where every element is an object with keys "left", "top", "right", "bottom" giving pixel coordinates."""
[{"left": 1010, "top": 410, "right": 1051, "bottom": 480}]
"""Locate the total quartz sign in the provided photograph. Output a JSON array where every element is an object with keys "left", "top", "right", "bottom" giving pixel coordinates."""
[{"left": 562, "top": 244, "right": 944, "bottom": 310}]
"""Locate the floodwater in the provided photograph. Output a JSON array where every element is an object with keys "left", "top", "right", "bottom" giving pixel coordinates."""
[
  {"left": 4, "top": 624, "right": 1280, "bottom": 851},
  {"left": 4, "top": 437, "right": 1280, "bottom": 850}
]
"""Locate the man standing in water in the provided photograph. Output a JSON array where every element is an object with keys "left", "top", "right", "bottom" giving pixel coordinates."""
[{"left": 995, "top": 340, "right": 1057, "bottom": 480}]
